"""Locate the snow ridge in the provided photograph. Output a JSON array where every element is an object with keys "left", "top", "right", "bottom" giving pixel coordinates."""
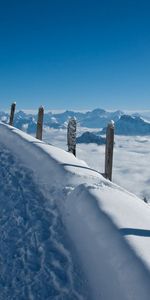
[{"left": 1, "top": 122, "right": 150, "bottom": 299}]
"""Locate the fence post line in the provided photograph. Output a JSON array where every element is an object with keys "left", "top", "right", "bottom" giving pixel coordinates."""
[
  {"left": 67, "top": 117, "right": 77, "bottom": 156},
  {"left": 9, "top": 102, "right": 16, "bottom": 126},
  {"left": 36, "top": 106, "right": 44, "bottom": 140},
  {"left": 105, "top": 120, "right": 115, "bottom": 181}
]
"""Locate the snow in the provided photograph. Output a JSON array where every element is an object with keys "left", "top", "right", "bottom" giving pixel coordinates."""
[
  {"left": 64, "top": 184, "right": 150, "bottom": 300},
  {"left": 0, "top": 122, "right": 150, "bottom": 299},
  {"left": 0, "top": 124, "right": 90, "bottom": 300},
  {"left": 0, "top": 147, "right": 85, "bottom": 299}
]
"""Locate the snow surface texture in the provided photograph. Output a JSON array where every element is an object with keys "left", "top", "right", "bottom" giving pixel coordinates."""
[
  {"left": 0, "top": 129, "right": 89, "bottom": 299},
  {"left": 0, "top": 122, "right": 150, "bottom": 299}
]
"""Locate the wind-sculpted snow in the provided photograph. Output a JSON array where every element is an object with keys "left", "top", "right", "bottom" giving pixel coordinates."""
[
  {"left": 0, "top": 145, "right": 88, "bottom": 300},
  {"left": 1, "top": 122, "right": 150, "bottom": 299}
]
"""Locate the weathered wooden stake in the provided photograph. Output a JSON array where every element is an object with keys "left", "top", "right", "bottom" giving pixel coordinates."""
[
  {"left": 67, "top": 117, "right": 76, "bottom": 156},
  {"left": 105, "top": 120, "right": 114, "bottom": 181},
  {"left": 36, "top": 106, "right": 44, "bottom": 140},
  {"left": 9, "top": 102, "right": 16, "bottom": 126}
]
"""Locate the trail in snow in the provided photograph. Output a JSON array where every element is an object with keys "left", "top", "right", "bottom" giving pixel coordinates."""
[{"left": 0, "top": 144, "right": 89, "bottom": 300}]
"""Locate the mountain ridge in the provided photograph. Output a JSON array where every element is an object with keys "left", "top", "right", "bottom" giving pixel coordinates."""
[{"left": 1, "top": 108, "right": 150, "bottom": 135}]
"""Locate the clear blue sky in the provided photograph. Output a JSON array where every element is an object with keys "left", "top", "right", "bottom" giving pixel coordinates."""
[{"left": 0, "top": 0, "right": 150, "bottom": 110}]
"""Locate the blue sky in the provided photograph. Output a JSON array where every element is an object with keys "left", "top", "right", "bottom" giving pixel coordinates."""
[{"left": 0, "top": 0, "right": 150, "bottom": 110}]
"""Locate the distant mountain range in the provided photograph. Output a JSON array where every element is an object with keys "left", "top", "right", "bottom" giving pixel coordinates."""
[
  {"left": 0, "top": 108, "right": 123, "bottom": 132},
  {"left": 101, "top": 115, "right": 150, "bottom": 135},
  {"left": 1, "top": 108, "right": 150, "bottom": 136}
]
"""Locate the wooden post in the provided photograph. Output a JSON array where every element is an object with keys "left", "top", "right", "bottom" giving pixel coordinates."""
[
  {"left": 67, "top": 117, "right": 76, "bottom": 156},
  {"left": 36, "top": 106, "right": 44, "bottom": 140},
  {"left": 105, "top": 120, "right": 114, "bottom": 181},
  {"left": 9, "top": 102, "right": 16, "bottom": 126}
]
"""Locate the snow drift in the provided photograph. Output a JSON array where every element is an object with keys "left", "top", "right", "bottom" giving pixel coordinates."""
[{"left": 0, "top": 122, "right": 150, "bottom": 300}]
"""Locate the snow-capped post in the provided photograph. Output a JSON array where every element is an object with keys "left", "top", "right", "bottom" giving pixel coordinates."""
[
  {"left": 9, "top": 102, "right": 16, "bottom": 126},
  {"left": 105, "top": 120, "right": 114, "bottom": 181},
  {"left": 36, "top": 106, "right": 44, "bottom": 140},
  {"left": 67, "top": 117, "right": 77, "bottom": 156}
]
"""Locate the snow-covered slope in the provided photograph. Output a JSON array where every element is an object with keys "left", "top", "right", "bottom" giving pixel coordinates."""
[{"left": 0, "top": 122, "right": 150, "bottom": 299}]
